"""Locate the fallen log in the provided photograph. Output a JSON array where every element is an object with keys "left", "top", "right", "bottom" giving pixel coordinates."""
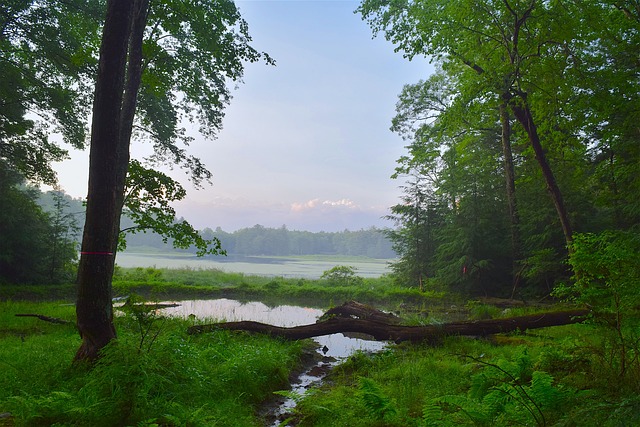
[
  {"left": 15, "top": 314, "right": 72, "bottom": 325},
  {"left": 187, "top": 308, "right": 589, "bottom": 343},
  {"left": 320, "top": 300, "right": 401, "bottom": 324}
]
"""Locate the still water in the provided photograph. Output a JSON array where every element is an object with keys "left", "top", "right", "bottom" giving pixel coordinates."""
[
  {"left": 117, "top": 252, "right": 391, "bottom": 279},
  {"left": 161, "top": 298, "right": 386, "bottom": 359}
]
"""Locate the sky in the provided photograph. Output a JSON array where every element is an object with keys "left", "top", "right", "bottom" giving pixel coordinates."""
[{"left": 52, "top": 0, "right": 434, "bottom": 232}]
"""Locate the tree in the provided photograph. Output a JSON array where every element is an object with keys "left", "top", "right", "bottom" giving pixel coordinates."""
[
  {"left": 75, "top": 0, "right": 271, "bottom": 361},
  {"left": 385, "top": 172, "right": 440, "bottom": 290},
  {"left": 387, "top": 67, "right": 515, "bottom": 294},
  {"left": 45, "top": 189, "right": 81, "bottom": 283},
  {"left": 358, "top": 0, "right": 578, "bottom": 248},
  {"left": 0, "top": 0, "right": 102, "bottom": 183},
  {"left": 359, "top": 0, "right": 639, "bottom": 296},
  {"left": 0, "top": 162, "right": 77, "bottom": 284}
]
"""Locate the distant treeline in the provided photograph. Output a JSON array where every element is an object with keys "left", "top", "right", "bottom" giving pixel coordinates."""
[
  {"left": 33, "top": 193, "right": 396, "bottom": 259},
  {"left": 126, "top": 224, "right": 397, "bottom": 259}
]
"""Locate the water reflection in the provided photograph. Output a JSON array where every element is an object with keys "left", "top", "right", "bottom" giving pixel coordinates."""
[{"left": 161, "top": 298, "right": 386, "bottom": 359}]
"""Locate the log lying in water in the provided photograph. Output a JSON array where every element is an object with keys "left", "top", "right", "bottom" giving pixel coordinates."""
[{"left": 187, "top": 301, "right": 589, "bottom": 343}]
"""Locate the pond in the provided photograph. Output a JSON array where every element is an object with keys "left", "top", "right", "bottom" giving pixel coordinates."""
[
  {"left": 159, "top": 298, "right": 387, "bottom": 425},
  {"left": 116, "top": 252, "right": 391, "bottom": 279},
  {"left": 161, "top": 298, "right": 386, "bottom": 359}
]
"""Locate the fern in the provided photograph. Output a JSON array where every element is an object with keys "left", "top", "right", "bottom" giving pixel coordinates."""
[
  {"left": 358, "top": 377, "right": 397, "bottom": 421},
  {"left": 426, "top": 350, "right": 578, "bottom": 427},
  {"left": 436, "top": 395, "right": 493, "bottom": 426}
]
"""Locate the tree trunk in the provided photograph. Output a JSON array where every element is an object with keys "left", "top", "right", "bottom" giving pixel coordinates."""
[
  {"left": 319, "top": 300, "right": 401, "bottom": 324},
  {"left": 188, "top": 308, "right": 589, "bottom": 343},
  {"left": 499, "top": 100, "right": 523, "bottom": 296},
  {"left": 188, "top": 301, "right": 587, "bottom": 343},
  {"left": 510, "top": 96, "right": 573, "bottom": 248},
  {"left": 110, "top": 0, "right": 149, "bottom": 265},
  {"left": 75, "top": 0, "right": 135, "bottom": 363}
]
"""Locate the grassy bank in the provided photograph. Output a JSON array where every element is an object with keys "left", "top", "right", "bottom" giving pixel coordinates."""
[
  {"left": 0, "top": 300, "right": 305, "bottom": 426},
  {"left": 290, "top": 323, "right": 640, "bottom": 427},
  {"left": 0, "top": 265, "right": 443, "bottom": 309},
  {"left": 109, "top": 266, "right": 446, "bottom": 309},
  {"left": 2, "top": 298, "right": 638, "bottom": 426}
]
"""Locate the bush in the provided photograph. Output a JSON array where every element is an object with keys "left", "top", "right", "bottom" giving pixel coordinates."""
[
  {"left": 321, "top": 265, "right": 364, "bottom": 287},
  {"left": 554, "top": 230, "right": 640, "bottom": 392}
]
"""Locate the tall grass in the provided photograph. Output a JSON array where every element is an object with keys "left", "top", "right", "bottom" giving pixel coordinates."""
[{"left": 0, "top": 300, "right": 305, "bottom": 426}]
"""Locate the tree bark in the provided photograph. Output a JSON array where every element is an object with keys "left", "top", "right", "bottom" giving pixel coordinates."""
[
  {"left": 75, "top": 0, "right": 135, "bottom": 362},
  {"left": 319, "top": 300, "right": 401, "bottom": 324},
  {"left": 510, "top": 96, "right": 573, "bottom": 248},
  {"left": 188, "top": 307, "right": 589, "bottom": 343},
  {"left": 112, "top": 0, "right": 149, "bottom": 261}
]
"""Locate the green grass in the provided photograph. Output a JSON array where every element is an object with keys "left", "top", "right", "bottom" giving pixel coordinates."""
[
  {"left": 110, "top": 266, "right": 445, "bottom": 309},
  {"left": 291, "top": 323, "right": 640, "bottom": 427},
  {"left": 0, "top": 300, "right": 305, "bottom": 426},
  {"left": 2, "top": 275, "right": 639, "bottom": 427}
]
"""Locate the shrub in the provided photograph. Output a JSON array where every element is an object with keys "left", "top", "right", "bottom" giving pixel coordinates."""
[
  {"left": 554, "top": 230, "right": 640, "bottom": 390},
  {"left": 321, "top": 265, "right": 364, "bottom": 287}
]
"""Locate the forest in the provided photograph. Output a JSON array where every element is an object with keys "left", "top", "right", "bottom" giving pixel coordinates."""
[
  {"left": 127, "top": 225, "right": 396, "bottom": 259},
  {"left": 1, "top": 0, "right": 639, "bottom": 426},
  {"left": 371, "top": 0, "right": 640, "bottom": 298}
]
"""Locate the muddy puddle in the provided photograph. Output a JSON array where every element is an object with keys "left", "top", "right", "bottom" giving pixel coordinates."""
[{"left": 159, "top": 298, "right": 386, "bottom": 425}]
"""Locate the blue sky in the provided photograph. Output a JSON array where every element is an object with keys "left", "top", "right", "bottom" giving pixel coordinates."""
[{"left": 53, "top": 0, "right": 433, "bottom": 232}]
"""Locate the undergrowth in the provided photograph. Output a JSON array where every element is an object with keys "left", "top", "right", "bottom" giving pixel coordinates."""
[
  {"left": 0, "top": 300, "right": 304, "bottom": 426},
  {"left": 293, "top": 325, "right": 640, "bottom": 427}
]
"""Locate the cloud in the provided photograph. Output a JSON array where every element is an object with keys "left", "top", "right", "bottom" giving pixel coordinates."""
[
  {"left": 176, "top": 196, "right": 391, "bottom": 232},
  {"left": 290, "top": 198, "right": 358, "bottom": 213}
]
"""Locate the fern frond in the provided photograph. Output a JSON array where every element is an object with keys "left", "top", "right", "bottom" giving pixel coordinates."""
[{"left": 358, "top": 377, "right": 397, "bottom": 420}]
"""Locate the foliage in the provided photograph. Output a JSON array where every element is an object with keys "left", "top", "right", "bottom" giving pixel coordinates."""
[
  {"left": 358, "top": 377, "right": 398, "bottom": 421},
  {"left": 426, "top": 350, "right": 577, "bottom": 426},
  {"left": 117, "top": 294, "right": 167, "bottom": 354},
  {"left": 554, "top": 230, "right": 640, "bottom": 389},
  {"left": 321, "top": 265, "right": 364, "bottom": 287},
  {"left": 0, "top": 301, "right": 303, "bottom": 426},
  {"left": 356, "top": 0, "right": 640, "bottom": 298},
  {"left": 0, "top": 0, "right": 102, "bottom": 183},
  {"left": 121, "top": 160, "right": 224, "bottom": 256},
  {"left": 295, "top": 326, "right": 633, "bottom": 427},
  {"left": 0, "top": 165, "right": 78, "bottom": 284}
]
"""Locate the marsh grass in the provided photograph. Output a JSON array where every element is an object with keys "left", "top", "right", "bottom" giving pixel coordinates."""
[
  {"left": 111, "top": 266, "right": 444, "bottom": 308},
  {"left": 0, "top": 300, "right": 305, "bottom": 426}
]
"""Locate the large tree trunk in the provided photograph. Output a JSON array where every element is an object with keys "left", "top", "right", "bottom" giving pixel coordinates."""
[
  {"left": 111, "top": 0, "right": 149, "bottom": 264},
  {"left": 188, "top": 301, "right": 588, "bottom": 343},
  {"left": 510, "top": 96, "right": 573, "bottom": 248},
  {"left": 75, "top": 0, "right": 135, "bottom": 363}
]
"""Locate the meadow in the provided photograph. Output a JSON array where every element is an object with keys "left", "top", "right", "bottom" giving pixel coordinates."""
[{"left": 1, "top": 267, "right": 639, "bottom": 426}]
